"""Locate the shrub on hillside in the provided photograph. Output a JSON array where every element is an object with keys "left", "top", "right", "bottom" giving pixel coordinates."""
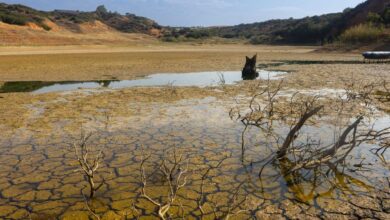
[
  {"left": 339, "top": 23, "right": 387, "bottom": 44},
  {"left": 367, "top": 12, "right": 384, "bottom": 25},
  {"left": 40, "top": 23, "right": 51, "bottom": 31},
  {"left": 185, "top": 30, "right": 211, "bottom": 39},
  {"left": 0, "top": 12, "right": 27, "bottom": 25},
  {"left": 383, "top": 7, "right": 390, "bottom": 25}
]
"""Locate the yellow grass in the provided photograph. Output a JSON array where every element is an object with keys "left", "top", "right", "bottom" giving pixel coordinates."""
[
  {"left": 339, "top": 24, "right": 388, "bottom": 44},
  {"left": 0, "top": 44, "right": 322, "bottom": 81}
]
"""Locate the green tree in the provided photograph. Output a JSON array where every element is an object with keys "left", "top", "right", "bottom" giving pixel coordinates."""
[
  {"left": 96, "top": 5, "right": 108, "bottom": 16},
  {"left": 367, "top": 12, "right": 383, "bottom": 25},
  {"left": 382, "top": 7, "right": 390, "bottom": 25}
]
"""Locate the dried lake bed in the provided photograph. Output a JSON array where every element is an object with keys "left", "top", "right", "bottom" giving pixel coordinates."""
[{"left": 0, "top": 54, "right": 389, "bottom": 219}]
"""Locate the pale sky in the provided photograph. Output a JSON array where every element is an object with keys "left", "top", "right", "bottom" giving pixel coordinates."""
[{"left": 2, "top": 0, "right": 365, "bottom": 26}]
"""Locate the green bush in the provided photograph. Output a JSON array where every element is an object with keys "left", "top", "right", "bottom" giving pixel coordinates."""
[
  {"left": 383, "top": 7, "right": 390, "bottom": 25},
  {"left": 339, "top": 24, "right": 386, "bottom": 44},
  {"left": 40, "top": 23, "right": 51, "bottom": 31},
  {"left": 0, "top": 12, "right": 27, "bottom": 25},
  {"left": 222, "top": 34, "right": 236, "bottom": 39},
  {"left": 249, "top": 35, "right": 270, "bottom": 44},
  {"left": 161, "top": 36, "right": 178, "bottom": 42},
  {"left": 185, "top": 30, "right": 210, "bottom": 39},
  {"left": 367, "top": 12, "right": 383, "bottom": 25}
]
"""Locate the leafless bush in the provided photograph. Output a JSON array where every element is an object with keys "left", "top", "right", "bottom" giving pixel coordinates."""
[
  {"left": 217, "top": 73, "right": 226, "bottom": 88},
  {"left": 210, "top": 182, "right": 250, "bottom": 220},
  {"left": 233, "top": 79, "right": 390, "bottom": 184},
  {"left": 137, "top": 148, "right": 252, "bottom": 219},
  {"left": 370, "top": 128, "right": 390, "bottom": 163},
  {"left": 197, "top": 155, "right": 230, "bottom": 218},
  {"left": 230, "top": 79, "right": 284, "bottom": 161},
  {"left": 376, "top": 79, "right": 390, "bottom": 103},
  {"left": 73, "top": 131, "right": 105, "bottom": 199},
  {"left": 139, "top": 148, "right": 189, "bottom": 220},
  {"left": 344, "top": 79, "right": 376, "bottom": 105},
  {"left": 163, "top": 81, "right": 177, "bottom": 97},
  {"left": 82, "top": 192, "right": 101, "bottom": 220}
]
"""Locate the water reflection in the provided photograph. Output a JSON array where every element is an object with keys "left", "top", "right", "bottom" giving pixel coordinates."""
[
  {"left": 0, "top": 92, "right": 388, "bottom": 219},
  {"left": 0, "top": 80, "right": 116, "bottom": 93},
  {"left": 0, "top": 70, "right": 287, "bottom": 94},
  {"left": 277, "top": 157, "right": 372, "bottom": 203}
]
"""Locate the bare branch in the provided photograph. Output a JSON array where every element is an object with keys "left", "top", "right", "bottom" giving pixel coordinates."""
[
  {"left": 74, "top": 131, "right": 105, "bottom": 199},
  {"left": 277, "top": 105, "right": 324, "bottom": 158},
  {"left": 139, "top": 148, "right": 189, "bottom": 220}
]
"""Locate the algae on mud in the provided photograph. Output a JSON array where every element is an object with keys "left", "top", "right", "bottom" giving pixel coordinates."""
[
  {"left": 0, "top": 46, "right": 389, "bottom": 219},
  {"left": 0, "top": 78, "right": 389, "bottom": 219}
]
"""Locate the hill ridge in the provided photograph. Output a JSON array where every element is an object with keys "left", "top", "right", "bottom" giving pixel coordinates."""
[{"left": 1, "top": 1, "right": 389, "bottom": 46}]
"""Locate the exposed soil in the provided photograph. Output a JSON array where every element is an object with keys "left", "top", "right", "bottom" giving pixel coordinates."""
[
  {"left": 0, "top": 44, "right": 371, "bottom": 82},
  {"left": 0, "top": 45, "right": 389, "bottom": 219}
]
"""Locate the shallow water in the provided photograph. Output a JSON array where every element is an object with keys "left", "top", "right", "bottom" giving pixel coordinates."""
[
  {"left": 0, "top": 70, "right": 287, "bottom": 94},
  {"left": 257, "top": 60, "right": 375, "bottom": 69},
  {"left": 0, "top": 91, "right": 388, "bottom": 219}
]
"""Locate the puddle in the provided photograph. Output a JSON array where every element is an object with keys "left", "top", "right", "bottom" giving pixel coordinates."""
[
  {"left": 0, "top": 92, "right": 389, "bottom": 219},
  {"left": 278, "top": 88, "right": 347, "bottom": 98},
  {"left": 0, "top": 70, "right": 287, "bottom": 94},
  {"left": 0, "top": 80, "right": 389, "bottom": 219},
  {"left": 258, "top": 60, "right": 368, "bottom": 68}
]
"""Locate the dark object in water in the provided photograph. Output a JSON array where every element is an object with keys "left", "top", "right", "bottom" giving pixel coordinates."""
[
  {"left": 242, "top": 55, "right": 259, "bottom": 80},
  {"left": 362, "top": 51, "right": 390, "bottom": 61}
]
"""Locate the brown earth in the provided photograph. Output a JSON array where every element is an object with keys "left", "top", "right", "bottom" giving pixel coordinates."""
[
  {"left": 0, "top": 21, "right": 158, "bottom": 46},
  {"left": 0, "top": 44, "right": 388, "bottom": 219},
  {"left": 0, "top": 44, "right": 366, "bottom": 82}
]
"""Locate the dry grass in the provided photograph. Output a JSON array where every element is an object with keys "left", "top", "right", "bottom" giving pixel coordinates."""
[
  {"left": 0, "top": 44, "right": 362, "bottom": 81},
  {"left": 0, "top": 21, "right": 158, "bottom": 46},
  {"left": 339, "top": 24, "right": 389, "bottom": 44}
]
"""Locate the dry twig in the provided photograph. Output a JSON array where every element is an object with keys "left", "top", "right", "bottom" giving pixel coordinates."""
[
  {"left": 74, "top": 131, "right": 105, "bottom": 199},
  {"left": 140, "top": 148, "right": 189, "bottom": 220}
]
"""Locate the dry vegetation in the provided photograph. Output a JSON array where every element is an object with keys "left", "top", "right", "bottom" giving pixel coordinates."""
[
  {"left": 0, "top": 44, "right": 388, "bottom": 219},
  {"left": 0, "top": 20, "right": 159, "bottom": 46},
  {"left": 339, "top": 23, "right": 389, "bottom": 44},
  {"left": 0, "top": 44, "right": 360, "bottom": 82}
]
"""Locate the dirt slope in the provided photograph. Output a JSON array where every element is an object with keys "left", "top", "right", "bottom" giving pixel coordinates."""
[{"left": 0, "top": 20, "right": 158, "bottom": 46}]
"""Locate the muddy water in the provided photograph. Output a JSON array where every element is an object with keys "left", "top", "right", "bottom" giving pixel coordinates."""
[
  {"left": 0, "top": 91, "right": 389, "bottom": 219},
  {"left": 0, "top": 70, "right": 287, "bottom": 94}
]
